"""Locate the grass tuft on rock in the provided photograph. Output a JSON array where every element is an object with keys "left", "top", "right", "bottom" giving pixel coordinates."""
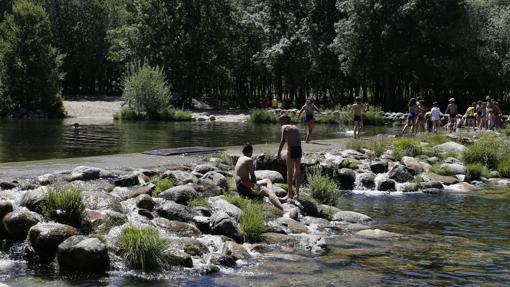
[
  {"left": 150, "top": 177, "right": 174, "bottom": 197},
  {"left": 463, "top": 136, "right": 502, "bottom": 169},
  {"left": 249, "top": 109, "right": 277, "bottom": 123},
  {"left": 117, "top": 225, "right": 169, "bottom": 271},
  {"left": 42, "top": 187, "right": 85, "bottom": 227},
  {"left": 392, "top": 137, "right": 423, "bottom": 160},
  {"left": 466, "top": 163, "right": 490, "bottom": 181},
  {"left": 497, "top": 157, "right": 510, "bottom": 178},
  {"left": 187, "top": 197, "right": 210, "bottom": 209},
  {"left": 224, "top": 193, "right": 253, "bottom": 210},
  {"left": 307, "top": 171, "right": 338, "bottom": 206},
  {"left": 240, "top": 202, "right": 266, "bottom": 243}
]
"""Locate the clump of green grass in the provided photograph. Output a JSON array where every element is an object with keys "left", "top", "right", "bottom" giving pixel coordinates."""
[
  {"left": 150, "top": 177, "right": 174, "bottom": 197},
  {"left": 347, "top": 137, "right": 391, "bottom": 158},
  {"left": 417, "top": 134, "right": 448, "bottom": 146},
  {"left": 240, "top": 202, "right": 266, "bottom": 243},
  {"left": 428, "top": 163, "right": 450, "bottom": 176},
  {"left": 114, "top": 108, "right": 193, "bottom": 122},
  {"left": 392, "top": 137, "right": 423, "bottom": 160},
  {"left": 279, "top": 183, "right": 288, "bottom": 191},
  {"left": 249, "top": 109, "right": 277, "bottom": 123},
  {"left": 497, "top": 157, "right": 510, "bottom": 178},
  {"left": 463, "top": 136, "right": 502, "bottom": 169},
  {"left": 466, "top": 163, "right": 490, "bottom": 181},
  {"left": 187, "top": 197, "right": 210, "bottom": 209},
  {"left": 117, "top": 225, "right": 170, "bottom": 270},
  {"left": 441, "top": 151, "right": 460, "bottom": 160},
  {"left": 42, "top": 187, "right": 85, "bottom": 227},
  {"left": 306, "top": 171, "right": 338, "bottom": 206},
  {"left": 314, "top": 113, "right": 340, "bottom": 124},
  {"left": 224, "top": 193, "right": 253, "bottom": 209}
]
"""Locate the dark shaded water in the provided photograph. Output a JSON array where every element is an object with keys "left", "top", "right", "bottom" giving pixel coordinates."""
[
  {"left": 1, "top": 190, "right": 509, "bottom": 286},
  {"left": 0, "top": 120, "right": 392, "bottom": 163}
]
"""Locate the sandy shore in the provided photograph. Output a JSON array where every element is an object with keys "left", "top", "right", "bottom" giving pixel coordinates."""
[{"left": 63, "top": 99, "right": 250, "bottom": 124}]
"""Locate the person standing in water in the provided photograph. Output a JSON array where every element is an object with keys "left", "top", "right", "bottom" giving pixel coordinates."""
[
  {"left": 234, "top": 144, "right": 285, "bottom": 210},
  {"left": 298, "top": 98, "right": 321, "bottom": 143},
  {"left": 430, "top": 101, "right": 442, "bottom": 133},
  {"left": 444, "top": 98, "right": 458, "bottom": 133},
  {"left": 402, "top": 98, "right": 417, "bottom": 135},
  {"left": 352, "top": 97, "right": 366, "bottom": 139},
  {"left": 277, "top": 115, "right": 302, "bottom": 199}
]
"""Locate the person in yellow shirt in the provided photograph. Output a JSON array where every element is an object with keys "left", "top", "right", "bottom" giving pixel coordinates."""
[
  {"left": 465, "top": 102, "right": 476, "bottom": 130},
  {"left": 271, "top": 97, "right": 278, "bottom": 109}
]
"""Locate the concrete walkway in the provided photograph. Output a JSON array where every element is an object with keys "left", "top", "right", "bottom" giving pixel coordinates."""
[{"left": 0, "top": 138, "right": 355, "bottom": 179}]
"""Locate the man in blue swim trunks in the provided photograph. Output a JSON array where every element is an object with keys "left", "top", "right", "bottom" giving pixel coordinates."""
[
  {"left": 234, "top": 144, "right": 285, "bottom": 210},
  {"left": 277, "top": 115, "right": 302, "bottom": 199}
]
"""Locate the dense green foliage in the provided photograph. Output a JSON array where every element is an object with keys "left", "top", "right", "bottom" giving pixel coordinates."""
[
  {"left": 117, "top": 225, "right": 169, "bottom": 270},
  {"left": 240, "top": 202, "right": 266, "bottom": 243},
  {"left": 307, "top": 172, "right": 338, "bottom": 206},
  {"left": 249, "top": 109, "right": 278, "bottom": 123},
  {"left": 466, "top": 163, "right": 490, "bottom": 181},
  {"left": 1, "top": 0, "right": 509, "bottom": 112},
  {"left": 463, "top": 136, "right": 502, "bottom": 168},
  {"left": 150, "top": 177, "right": 174, "bottom": 197},
  {"left": 42, "top": 187, "right": 85, "bottom": 227},
  {"left": 0, "top": 0, "right": 63, "bottom": 116}
]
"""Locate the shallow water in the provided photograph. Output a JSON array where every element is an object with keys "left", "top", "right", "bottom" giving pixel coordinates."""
[
  {"left": 0, "top": 120, "right": 393, "bottom": 163},
  {"left": 1, "top": 189, "right": 509, "bottom": 286}
]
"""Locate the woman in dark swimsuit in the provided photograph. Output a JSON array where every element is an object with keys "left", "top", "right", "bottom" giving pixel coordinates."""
[{"left": 402, "top": 98, "right": 417, "bottom": 135}]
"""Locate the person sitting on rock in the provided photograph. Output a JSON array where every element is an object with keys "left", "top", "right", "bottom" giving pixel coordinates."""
[
  {"left": 277, "top": 115, "right": 302, "bottom": 199},
  {"left": 234, "top": 143, "right": 285, "bottom": 210}
]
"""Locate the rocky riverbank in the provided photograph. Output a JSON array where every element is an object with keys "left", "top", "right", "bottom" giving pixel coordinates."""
[{"left": 1, "top": 132, "right": 509, "bottom": 281}]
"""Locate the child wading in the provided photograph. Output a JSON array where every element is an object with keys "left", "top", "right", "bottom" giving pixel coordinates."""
[
  {"left": 298, "top": 98, "right": 321, "bottom": 143},
  {"left": 430, "top": 101, "right": 441, "bottom": 133},
  {"left": 352, "top": 97, "right": 366, "bottom": 139}
]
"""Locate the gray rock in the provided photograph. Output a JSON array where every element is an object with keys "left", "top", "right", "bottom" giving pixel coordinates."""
[
  {"left": 358, "top": 172, "right": 376, "bottom": 189},
  {"left": 255, "top": 170, "right": 284, "bottom": 183},
  {"left": 159, "top": 185, "right": 198, "bottom": 205},
  {"left": 355, "top": 229, "right": 401, "bottom": 239},
  {"left": 178, "top": 237, "right": 209, "bottom": 256},
  {"left": 439, "top": 163, "right": 467, "bottom": 176},
  {"left": 208, "top": 197, "right": 242, "bottom": 221},
  {"left": 82, "top": 191, "right": 123, "bottom": 212},
  {"left": 273, "top": 185, "right": 288, "bottom": 197},
  {"left": 419, "top": 181, "right": 443, "bottom": 189},
  {"left": 37, "top": 173, "right": 59, "bottom": 185},
  {"left": 70, "top": 166, "right": 113, "bottom": 181},
  {"left": 401, "top": 156, "right": 424, "bottom": 174},
  {"left": 20, "top": 186, "right": 48, "bottom": 212},
  {"left": 222, "top": 241, "right": 251, "bottom": 261},
  {"left": 332, "top": 210, "right": 372, "bottom": 224},
  {"left": 138, "top": 208, "right": 154, "bottom": 219},
  {"left": 435, "top": 142, "right": 466, "bottom": 153},
  {"left": 162, "top": 170, "right": 197, "bottom": 185},
  {"left": 193, "top": 216, "right": 211, "bottom": 233},
  {"left": 370, "top": 161, "right": 388, "bottom": 174},
  {"left": 335, "top": 168, "right": 356, "bottom": 189},
  {"left": 57, "top": 236, "right": 109, "bottom": 273},
  {"left": 29, "top": 223, "right": 78, "bottom": 262},
  {"left": 402, "top": 182, "right": 419, "bottom": 192},
  {"left": 422, "top": 188, "right": 443, "bottom": 194},
  {"left": 136, "top": 194, "right": 155, "bottom": 211},
  {"left": 153, "top": 217, "right": 200, "bottom": 237},
  {"left": 0, "top": 181, "right": 16, "bottom": 190},
  {"left": 163, "top": 249, "right": 193, "bottom": 267},
  {"left": 194, "top": 164, "right": 218, "bottom": 175},
  {"left": 271, "top": 217, "right": 309, "bottom": 234},
  {"left": 426, "top": 157, "right": 440, "bottom": 165},
  {"left": 297, "top": 234, "right": 327, "bottom": 255},
  {"left": 0, "top": 200, "right": 14, "bottom": 239},
  {"left": 377, "top": 179, "right": 396, "bottom": 191},
  {"left": 3, "top": 210, "right": 42, "bottom": 241},
  {"left": 114, "top": 174, "right": 140, "bottom": 187},
  {"left": 210, "top": 211, "right": 241, "bottom": 241},
  {"left": 192, "top": 206, "right": 211, "bottom": 217},
  {"left": 261, "top": 232, "right": 291, "bottom": 244},
  {"left": 156, "top": 201, "right": 194, "bottom": 222},
  {"left": 388, "top": 164, "right": 414, "bottom": 182},
  {"left": 490, "top": 171, "right": 501, "bottom": 178},
  {"left": 135, "top": 169, "right": 159, "bottom": 178},
  {"left": 199, "top": 172, "right": 227, "bottom": 189}
]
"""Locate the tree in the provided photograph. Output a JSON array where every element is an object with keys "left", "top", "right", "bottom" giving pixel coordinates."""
[{"left": 0, "top": 0, "right": 63, "bottom": 117}]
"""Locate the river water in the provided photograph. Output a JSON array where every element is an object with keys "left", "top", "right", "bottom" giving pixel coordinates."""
[
  {"left": 0, "top": 120, "right": 393, "bottom": 163},
  {"left": 1, "top": 189, "right": 509, "bottom": 286}
]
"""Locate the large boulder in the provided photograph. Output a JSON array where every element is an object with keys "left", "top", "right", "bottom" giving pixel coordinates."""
[
  {"left": 20, "top": 186, "right": 48, "bottom": 212},
  {"left": 370, "top": 161, "right": 388, "bottom": 174},
  {"left": 208, "top": 197, "right": 242, "bottom": 221},
  {"left": 194, "top": 164, "right": 218, "bottom": 175},
  {"left": 0, "top": 181, "right": 17, "bottom": 190},
  {"left": 114, "top": 174, "right": 139, "bottom": 187},
  {"left": 82, "top": 191, "right": 123, "bottom": 212},
  {"left": 435, "top": 142, "right": 466, "bottom": 153},
  {"left": 255, "top": 170, "right": 284, "bottom": 184},
  {"left": 199, "top": 172, "right": 227, "bottom": 189},
  {"left": 388, "top": 164, "right": 414, "bottom": 183},
  {"left": 29, "top": 223, "right": 78, "bottom": 262},
  {"left": 177, "top": 237, "right": 209, "bottom": 256},
  {"left": 162, "top": 170, "right": 197, "bottom": 185},
  {"left": 153, "top": 217, "right": 200, "bottom": 237},
  {"left": 156, "top": 201, "right": 194, "bottom": 222},
  {"left": 335, "top": 168, "right": 356, "bottom": 189},
  {"left": 3, "top": 210, "right": 42, "bottom": 242},
  {"left": 159, "top": 185, "right": 198, "bottom": 205},
  {"left": 439, "top": 163, "right": 467, "bottom": 176},
  {"left": 209, "top": 211, "right": 241, "bottom": 242},
  {"left": 222, "top": 241, "right": 251, "bottom": 261},
  {"left": 297, "top": 234, "right": 327, "bottom": 255},
  {"left": 401, "top": 156, "right": 424, "bottom": 174},
  {"left": 57, "top": 236, "right": 109, "bottom": 273},
  {"left": 357, "top": 172, "right": 376, "bottom": 189},
  {"left": 376, "top": 179, "right": 396, "bottom": 192},
  {"left": 0, "top": 200, "right": 14, "bottom": 239},
  {"left": 332, "top": 211, "right": 372, "bottom": 224},
  {"left": 70, "top": 166, "right": 113, "bottom": 181},
  {"left": 269, "top": 217, "right": 309, "bottom": 234},
  {"left": 163, "top": 249, "right": 193, "bottom": 267},
  {"left": 425, "top": 173, "right": 459, "bottom": 185}
]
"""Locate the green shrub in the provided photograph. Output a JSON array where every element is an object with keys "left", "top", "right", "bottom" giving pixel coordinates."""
[
  {"left": 121, "top": 61, "right": 171, "bottom": 120},
  {"left": 150, "top": 177, "right": 174, "bottom": 197},
  {"left": 463, "top": 137, "right": 501, "bottom": 169},
  {"left": 497, "top": 157, "right": 510, "bottom": 178},
  {"left": 392, "top": 138, "right": 423, "bottom": 159},
  {"left": 224, "top": 193, "right": 253, "bottom": 209},
  {"left": 314, "top": 113, "right": 340, "bottom": 124},
  {"left": 307, "top": 172, "right": 338, "bottom": 206},
  {"left": 240, "top": 202, "right": 265, "bottom": 243},
  {"left": 162, "top": 109, "right": 193, "bottom": 122},
  {"left": 249, "top": 109, "right": 277, "bottom": 123},
  {"left": 117, "top": 225, "right": 169, "bottom": 270},
  {"left": 187, "top": 197, "right": 210, "bottom": 209},
  {"left": 115, "top": 108, "right": 193, "bottom": 122},
  {"left": 466, "top": 163, "right": 490, "bottom": 181},
  {"left": 42, "top": 187, "right": 85, "bottom": 227}
]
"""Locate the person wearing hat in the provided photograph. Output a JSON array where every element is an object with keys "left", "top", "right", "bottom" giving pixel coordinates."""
[
  {"left": 445, "top": 98, "right": 458, "bottom": 133},
  {"left": 277, "top": 115, "right": 302, "bottom": 199}
]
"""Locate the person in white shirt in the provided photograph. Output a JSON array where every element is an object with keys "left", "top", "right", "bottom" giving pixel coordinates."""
[{"left": 430, "top": 101, "right": 441, "bottom": 133}]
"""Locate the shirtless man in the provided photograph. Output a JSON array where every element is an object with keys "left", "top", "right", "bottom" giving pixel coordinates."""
[
  {"left": 444, "top": 98, "right": 458, "bottom": 133},
  {"left": 234, "top": 144, "right": 285, "bottom": 210},
  {"left": 277, "top": 115, "right": 302, "bottom": 199},
  {"left": 352, "top": 97, "right": 367, "bottom": 139}
]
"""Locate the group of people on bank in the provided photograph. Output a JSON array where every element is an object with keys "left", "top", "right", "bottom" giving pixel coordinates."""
[{"left": 402, "top": 96, "right": 504, "bottom": 135}]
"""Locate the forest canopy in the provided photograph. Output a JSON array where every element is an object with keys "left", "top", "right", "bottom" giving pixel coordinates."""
[{"left": 0, "top": 0, "right": 509, "bottom": 115}]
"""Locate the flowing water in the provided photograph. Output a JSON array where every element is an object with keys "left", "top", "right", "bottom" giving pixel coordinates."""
[
  {"left": 0, "top": 120, "right": 394, "bottom": 163},
  {"left": 1, "top": 189, "right": 509, "bottom": 286}
]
